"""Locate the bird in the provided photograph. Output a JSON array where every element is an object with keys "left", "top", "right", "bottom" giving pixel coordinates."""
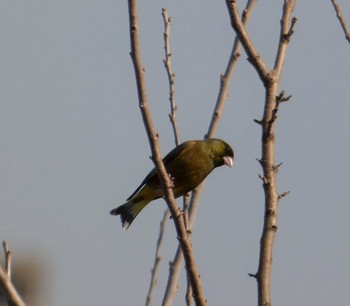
[{"left": 110, "top": 138, "right": 234, "bottom": 229}]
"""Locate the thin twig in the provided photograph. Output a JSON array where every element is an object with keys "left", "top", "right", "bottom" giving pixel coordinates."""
[
  {"left": 127, "top": 1, "right": 206, "bottom": 305},
  {"left": 266, "top": 91, "right": 291, "bottom": 137},
  {"left": 278, "top": 191, "right": 290, "bottom": 200},
  {"left": 162, "top": 247, "right": 183, "bottom": 304},
  {"left": 0, "top": 241, "right": 26, "bottom": 306},
  {"left": 145, "top": 9, "right": 180, "bottom": 305},
  {"left": 206, "top": 0, "right": 257, "bottom": 139},
  {"left": 145, "top": 210, "right": 170, "bottom": 306},
  {"left": 182, "top": 193, "right": 191, "bottom": 232},
  {"left": 3, "top": 241, "right": 12, "bottom": 277},
  {"left": 162, "top": 8, "right": 180, "bottom": 146},
  {"left": 331, "top": 0, "right": 350, "bottom": 43}
]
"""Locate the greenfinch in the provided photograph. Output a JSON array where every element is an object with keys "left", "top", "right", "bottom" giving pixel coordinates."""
[{"left": 110, "top": 138, "right": 234, "bottom": 229}]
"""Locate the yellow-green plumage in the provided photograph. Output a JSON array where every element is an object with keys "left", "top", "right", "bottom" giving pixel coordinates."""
[{"left": 110, "top": 138, "right": 234, "bottom": 229}]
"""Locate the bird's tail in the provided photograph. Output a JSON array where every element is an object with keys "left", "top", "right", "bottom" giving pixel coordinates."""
[{"left": 110, "top": 198, "right": 150, "bottom": 230}]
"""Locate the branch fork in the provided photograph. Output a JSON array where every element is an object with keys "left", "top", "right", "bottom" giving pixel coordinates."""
[{"left": 225, "top": 1, "right": 296, "bottom": 306}]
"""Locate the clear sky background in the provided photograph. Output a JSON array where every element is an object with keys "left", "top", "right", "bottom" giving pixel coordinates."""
[{"left": 1, "top": 1, "right": 350, "bottom": 305}]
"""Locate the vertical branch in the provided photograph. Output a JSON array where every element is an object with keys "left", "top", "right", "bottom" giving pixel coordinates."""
[
  {"left": 330, "top": 0, "right": 350, "bottom": 43},
  {"left": 145, "top": 9, "right": 179, "bottom": 305},
  {"left": 162, "top": 8, "right": 181, "bottom": 146},
  {"left": 127, "top": 1, "right": 206, "bottom": 305},
  {"left": 162, "top": 1, "right": 258, "bottom": 305},
  {"left": 0, "top": 241, "right": 26, "bottom": 306},
  {"left": 147, "top": 8, "right": 193, "bottom": 306},
  {"left": 225, "top": 1, "right": 295, "bottom": 305},
  {"left": 3, "top": 242, "right": 12, "bottom": 277},
  {"left": 274, "top": 3, "right": 297, "bottom": 76}
]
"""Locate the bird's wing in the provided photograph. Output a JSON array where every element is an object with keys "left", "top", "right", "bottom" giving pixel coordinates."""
[{"left": 126, "top": 141, "right": 193, "bottom": 201}]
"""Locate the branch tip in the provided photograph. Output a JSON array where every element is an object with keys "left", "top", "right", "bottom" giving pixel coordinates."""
[
  {"left": 248, "top": 272, "right": 257, "bottom": 279},
  {"left": 272, "top": 162, "right": 283, "bottom": 173},
  {"left": 276, "top": 162, "right": 283, "bottom": 168},
  {"left": 256, "top": 158, "right": 263, "bottom": 164},
  {"left": 278, "top": 191, "right": 290, "bottom": 200},
  {"left": 258, "top": 174, "right": 270, "bottom": 185},
  {"left": 282, "top": 15, "right": 297, "bottom": 42},
  {"left": 331, "top": 0, "right": 350, "bottom": 43},
  {"left": 276, "top": 91, "right": 292, "bottom": 103}
]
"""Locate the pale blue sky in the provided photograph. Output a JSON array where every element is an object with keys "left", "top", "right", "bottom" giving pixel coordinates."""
[{"left": 1, "top": 1, "right": 350, "bottom": 305}]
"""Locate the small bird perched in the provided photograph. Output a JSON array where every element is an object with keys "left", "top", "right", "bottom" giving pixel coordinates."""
[{"left": 110, "top": 138, "right": 234, "bottom": 229}]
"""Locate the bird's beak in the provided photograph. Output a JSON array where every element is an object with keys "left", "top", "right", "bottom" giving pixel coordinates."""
[{"left": 223, "top": 156, "right": 233, "bottom": 168}]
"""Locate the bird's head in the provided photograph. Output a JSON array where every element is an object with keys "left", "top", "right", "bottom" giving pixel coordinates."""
[{"left": 206, "top": 138, "right": 234, "bottom": 168}]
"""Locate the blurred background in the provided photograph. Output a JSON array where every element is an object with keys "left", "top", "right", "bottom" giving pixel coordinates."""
[{"left": 1, "top": 1, "right": 349, "bottom": 305}]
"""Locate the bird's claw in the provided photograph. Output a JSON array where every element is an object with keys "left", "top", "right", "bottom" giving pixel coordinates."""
[{"left": 168, "top": 173, "right": 175, "bottom": 188}]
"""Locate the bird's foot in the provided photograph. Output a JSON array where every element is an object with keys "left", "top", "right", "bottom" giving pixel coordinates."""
[{"left": 168, "top": 173, "right": 175, "bottom": 188}]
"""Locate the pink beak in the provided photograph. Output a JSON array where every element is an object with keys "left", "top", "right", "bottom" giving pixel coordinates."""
[{"left": 223, "top": 156, "right": 233, "bottom": 168}]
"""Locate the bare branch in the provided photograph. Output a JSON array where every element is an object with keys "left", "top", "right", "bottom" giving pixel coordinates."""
[
  {"left": 205, "top": 53, "right": 240, "bottom": 138},
  {"left": 182, "top": 193, "right": 191, "bottom": 232},
  {"left": 145, "top": 210, "right": 170, "bottom": 306},
  {"left": 0, "top": 241, "right": 26, "bottom": 306},
  {"left": 163, "top": 1, "right": 258, "bottom": 304},
  {"left": 331, "top": 0, "right": 350, "bottom": 43},
  {"left": 162, "top": 248, "right": 183, "bottom": 304},
  {"left": 206, "top": 0, "right": 258, "bottom": 138},
  {"left": 205, "top": 0, "right": 256, "bottom": 138},
  {"left": 127, "top": 1, "right": 206, "bottom": 305},
  {"left": 225, "top": 1, "right": 296, "bottom": 305}
]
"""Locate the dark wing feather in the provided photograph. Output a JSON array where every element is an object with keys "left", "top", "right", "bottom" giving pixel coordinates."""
[{"left": 126, "top": 141, "right": 194, "bottom": 201}]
